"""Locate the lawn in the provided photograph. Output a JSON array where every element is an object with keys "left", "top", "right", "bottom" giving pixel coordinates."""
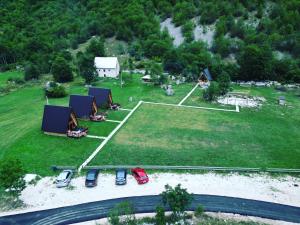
[
  {"left": 0, "top": 70, "right": 23, "bottom": 87},
  {"left": 1, "top": 71, "right": 299, "bottom": 175},
  {"left": 90, "top": 87, "right": 300, "bottom": 169},
  {"left": 0, "top": 73, "right": 195, "bottom": 175}
]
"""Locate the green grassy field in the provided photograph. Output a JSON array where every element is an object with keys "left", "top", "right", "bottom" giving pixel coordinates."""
[
  {"left": 0, "top": 71, "right": 23, "bottom": 87},
  {"left": 1, "top": 71, "right": 300, "bottom": 175},
  {"left": 0, "top": 73, "right": 195, "bottom": 175},
  {"left": 90, "top": 86, "right": 300, "bottom": 169}
]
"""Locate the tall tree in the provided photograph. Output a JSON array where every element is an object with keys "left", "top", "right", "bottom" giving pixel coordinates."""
[
  {"left": 77, "top": 52, "right": 96, "bottom": 84},
  {"left": 86, "top": 38, "right": 105, "bottom": 57},
  {"left": 238, "top": 44, "right": 272, "bottom": 81},
  {"left": 52, "top": 56, "right": 73, "bottom": 83}
]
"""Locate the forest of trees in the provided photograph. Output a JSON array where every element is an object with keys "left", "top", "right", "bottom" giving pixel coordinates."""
[{"left": 0, "top": 0, "right": 300, "bottom": 83}]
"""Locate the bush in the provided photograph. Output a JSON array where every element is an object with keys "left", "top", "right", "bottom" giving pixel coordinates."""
[
  {"left": 155, "top": 206, "right": 166, "bottom": 225},
  {"left": 0, "top": 158, "right": 26, "bottom": 196},
  {"left": 161, "top": 184, "right": 193, "bottom": 222},
  {"left": 108, "top": 202, "right": 136, "bottom": 225},
  {"left": 7, "top": 77, "right": 25, "bottom": 85},
  {"left": 203, "top": 81, "right": 220, "bottom": 101},
  {"left": 24, "top": 63, "right": 40, "bottom": 81},
  {"left": 182, "top": 21, "right": 195, "bottom": 43},
  {"left": 194, "top": 205, "right": 204, "bottom": 218},
  {"left": 45, "top": 82, "right": 67, "bottom": 98}
]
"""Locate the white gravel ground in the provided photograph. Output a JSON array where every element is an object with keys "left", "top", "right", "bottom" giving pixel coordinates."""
[
  {"left": 193, "top": 24, "right": 215, "bottom": 47},
  {"left": 160, "top": 18, "right": 184, "bottom": 46},
  {"left": 0, "top": 172, "right": 299, "bottom": 217}
]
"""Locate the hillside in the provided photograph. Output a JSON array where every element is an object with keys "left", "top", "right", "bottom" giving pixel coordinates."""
[{"left": 1, "top": 0, "right": 300, "bottom": 83}]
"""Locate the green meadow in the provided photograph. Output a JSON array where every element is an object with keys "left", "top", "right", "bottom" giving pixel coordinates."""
[{"left": 1, "top": 72, "right": 300, "bottom": 175}]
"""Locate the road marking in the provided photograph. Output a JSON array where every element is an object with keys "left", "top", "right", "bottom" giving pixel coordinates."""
[
  {"left": 178, "top": 83, "right": 199, "bottom": 105},
  {"left": 119, "top": 108, "right": 132, "bottom": 111},
  {"left": 105, "top": 119, "right": 121, "bottom": 123},
  {"left": 78, "top": 101, "right": 143, "bottom": 173},
  {"left": 236, "top": 103, "right": 240, "bottom": 112},
  {"left": 143, "top": 101, "right": 238, "bottom": 112},
  {"left": 86, "top": 135, "right": 106, "bottom": 140}
]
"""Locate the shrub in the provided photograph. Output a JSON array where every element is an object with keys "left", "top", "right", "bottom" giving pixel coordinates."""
[
  {"left": 45, "top": 82, "right": 67, "bottom": 98},
  {"left": 0, "top": 158, "right": 26, "bottom": 196},
  {"left": 155, "top": 206, "right": 166, "bottom": 225},
  {"left": 108, "top": 202, "right": 136, "bottom": 225},
  {"left": 24, "top": 63, "right": 40, "bottom": 81},
  {"left": 161, "top": 184, "right": 193, "bottom": 222},
  {"left": 182, "top": 21, "right": 195, "bottom": 43},
  {"left": 194, "top": 205, "right": 204, "bottom": 218},
  {"left": 7, "top": 77, "right": 25, "bottom": 85},
  {"left": 203, "top": 81, "right": 220, "bottom": 101}
]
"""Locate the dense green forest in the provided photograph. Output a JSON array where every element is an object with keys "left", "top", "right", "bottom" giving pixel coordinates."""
[{"left": 1, "top": 0, "right": 300, "bottom": 82}]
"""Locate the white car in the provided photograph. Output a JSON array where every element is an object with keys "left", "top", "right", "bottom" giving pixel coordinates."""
[{"left": 55, "top": 170, "right": 73, "bottom": 188}]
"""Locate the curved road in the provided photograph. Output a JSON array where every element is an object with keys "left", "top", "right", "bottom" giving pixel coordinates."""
[{"left": 1, "top": 195, "right": 300, "bottom": 225}]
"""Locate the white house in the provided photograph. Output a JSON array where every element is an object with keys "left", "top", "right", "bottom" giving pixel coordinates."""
[{"left": 94, "top": 57, "right": 120, "bottom": 78}]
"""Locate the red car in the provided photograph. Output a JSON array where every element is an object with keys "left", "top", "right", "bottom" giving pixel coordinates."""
[{"left": 131, "top": 168, "right": 149, "bottom": 184}]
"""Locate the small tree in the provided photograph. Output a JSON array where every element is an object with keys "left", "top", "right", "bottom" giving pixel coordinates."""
[
  {"left": 217, "top": 71, "right": 231, "bottom": 95},
  {"left": 161, "top": 184, "right": 193, "bottom": 222},
  {"left": 52, "top": 56, "right": 73, "bottom": 83},
  {"left": 203, "top": 81, "right": 220, "bottom": 101},
  {"left": 0, "top": 158, "right": 26, "bottom": 196},
  {"left": 24, "top": 63, "right": 40, "bottom": 81},
  {"left": 149, "top": 61, "right": 165, "bottom": 85}
]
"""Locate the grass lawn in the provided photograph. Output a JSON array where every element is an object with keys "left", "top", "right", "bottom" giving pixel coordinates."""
[
  {"left": 0, "top": 73, "right": 194, "bottom": 175},
  {"left": 0, "top": 70, "right": 23, "bottom": 87},
  {"left": 1, "top": 70, "right": 300, "bottom": 175},
  {"left": 90, "top": 87, "right": 300, "bottom": 169}
]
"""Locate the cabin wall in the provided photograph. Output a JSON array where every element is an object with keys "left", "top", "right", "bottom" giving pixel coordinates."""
[{"left": 96, "top": 67, "right": 119, "bottom": 78}]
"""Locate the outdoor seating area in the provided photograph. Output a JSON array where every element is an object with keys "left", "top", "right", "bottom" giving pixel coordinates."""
[{"left": 41, "top": 87, "right": 120, "bottom": 138}]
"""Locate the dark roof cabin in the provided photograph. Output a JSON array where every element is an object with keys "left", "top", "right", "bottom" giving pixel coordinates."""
[
  {"left": 41, "top": 105, "right": 78, "bottom": 135},
  {"left": 199, "top": 68, "right": 213, "bottom": 82},
  {"left": 69, "top": 95, "right": 97, "bottom": 119},
  {"left": 88, "top": 87, "right": 113, "bottom": 108}
]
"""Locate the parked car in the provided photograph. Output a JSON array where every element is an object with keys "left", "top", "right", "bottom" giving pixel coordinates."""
[
  {"left": 85, "top": 169, "right": 99, "bottom": 187},
  {"left": 115, "top": 168, "right": 127, "bottom": 185},
  {"left": 55, "top": 170, "right": 73, "bottom": 188},
  {"left": 131, "top": 168, "right": 149, "bottom": 184}
]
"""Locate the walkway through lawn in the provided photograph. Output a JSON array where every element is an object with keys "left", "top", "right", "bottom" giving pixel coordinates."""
[{"left": 79, "top": 84, "right": 240, "bottom": 172}]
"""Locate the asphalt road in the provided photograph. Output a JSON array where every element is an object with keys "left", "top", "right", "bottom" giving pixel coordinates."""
[{"left": 0, "top": 195, "right": 300, "bottom": 225}]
